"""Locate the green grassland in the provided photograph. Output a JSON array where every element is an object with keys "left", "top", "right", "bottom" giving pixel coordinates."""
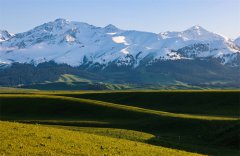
[
  {"left": 1, "top": 121, "right": 203, "bottom": 156},
  {"left": 0, "top": 90, "right": 239, "bottom": 155}
]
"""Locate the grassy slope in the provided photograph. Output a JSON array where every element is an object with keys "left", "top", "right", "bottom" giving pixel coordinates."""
[
  {"left": 0, "top": 121, "right": 203, "bottom": 156},
  {"left": 19, "top": 74, "right": 132, "bottom": 90},
  {"left": 57, "top": 74, "right": 91, "bottom": 83},
  {"left": 57, "top": 91, "right": 240, "bottom": 117},
  {"left": 0, "top": 94, "right": 238, "bottom": 120},
  {"left": 0, "top": 91, "right": 239, "bottom": 155},
  {"left": 48, "top": 126, "right": 155, "bottom": 143}
]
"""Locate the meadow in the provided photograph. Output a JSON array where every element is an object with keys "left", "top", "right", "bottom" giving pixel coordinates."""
[{"left": 0, "top": 90, "right": 239, "bottom": 155}]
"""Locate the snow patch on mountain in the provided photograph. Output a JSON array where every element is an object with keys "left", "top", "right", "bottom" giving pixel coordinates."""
[
  {"left": 65, "top": 35, "right": 75, "bottom": 43},
  {"left": 112, "top": 36, "right": 129, "bottom": 45},
  {"left": 106, "top": 32, "right": 117, "bottom": 35},
  {"left": 121, "top": 47, "right": 129, "bottom": 54}
]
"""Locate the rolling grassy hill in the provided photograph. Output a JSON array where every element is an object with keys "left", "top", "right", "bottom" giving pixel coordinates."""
[
  {"left": 58, "top": 91, "right": 240, "bottom": 116},
  {"left": 0, "top": 90, "right": 239, "bottom": 155},
  {"left": 18, "top": 74, "right": 132, "bottom": 90}
]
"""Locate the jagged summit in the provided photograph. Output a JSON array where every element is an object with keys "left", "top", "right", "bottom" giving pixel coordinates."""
[
  {"left": 181, "top": 25, "right": 224, "bottom": 41},
  {"left": 0, "top": 30, "right": 13, "bottom": 42},
  {"left": 54, "top": 18, "right": 69, "bottom": 23},
  {"left": 186, "top": 25, "right": 206, "bottom": 31},
  {"left": 104, "top": 24, "right": 119, "bottom": 30},
  {"left": 159, "top": 25, "right": 217, "bottom": 40}
]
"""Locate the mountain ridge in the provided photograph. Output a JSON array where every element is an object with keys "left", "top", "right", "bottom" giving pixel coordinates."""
[{"left": 0, "top": 18, "right": 239, "bottom": 67}]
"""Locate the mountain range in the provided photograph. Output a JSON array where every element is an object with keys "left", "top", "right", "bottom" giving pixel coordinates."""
[{"left": 0, "top": 19, "right": 239, "bottom": 89}]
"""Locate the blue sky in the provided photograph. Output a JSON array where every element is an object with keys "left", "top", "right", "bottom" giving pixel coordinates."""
[{"left": 0, "top": 0, "right": 239, "bottom": 38}]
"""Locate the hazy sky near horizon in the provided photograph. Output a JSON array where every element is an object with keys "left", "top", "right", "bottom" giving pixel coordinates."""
[{"left": 0, "top": 0, "right": 239, "bottom": 38}]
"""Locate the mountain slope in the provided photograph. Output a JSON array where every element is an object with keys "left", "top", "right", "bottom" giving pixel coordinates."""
[{"left": 234, "top": 36, "right": 240, "bottom": 46}]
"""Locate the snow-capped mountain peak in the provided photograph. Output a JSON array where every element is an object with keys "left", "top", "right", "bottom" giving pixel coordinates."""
[
  {"left": 186, "top": 25, "right": 206, "bottom": 32},
  {"left": 159, "top": 25, "right": 222, "bottom": 41},
  {"left": 0, "top": 19, "right": 239, "bottom": 67},
  {"left": 181, "top": 25, "right": 225, "bottom": 41},
  {"left": 0, "top": 30, "right": 13, "bottom": 42},
  {"left": 104, "top": 24, "right": 119, "bottom": 31},
  {"left": 54, "top": 18, "right": 69, "bottom": 23}
]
